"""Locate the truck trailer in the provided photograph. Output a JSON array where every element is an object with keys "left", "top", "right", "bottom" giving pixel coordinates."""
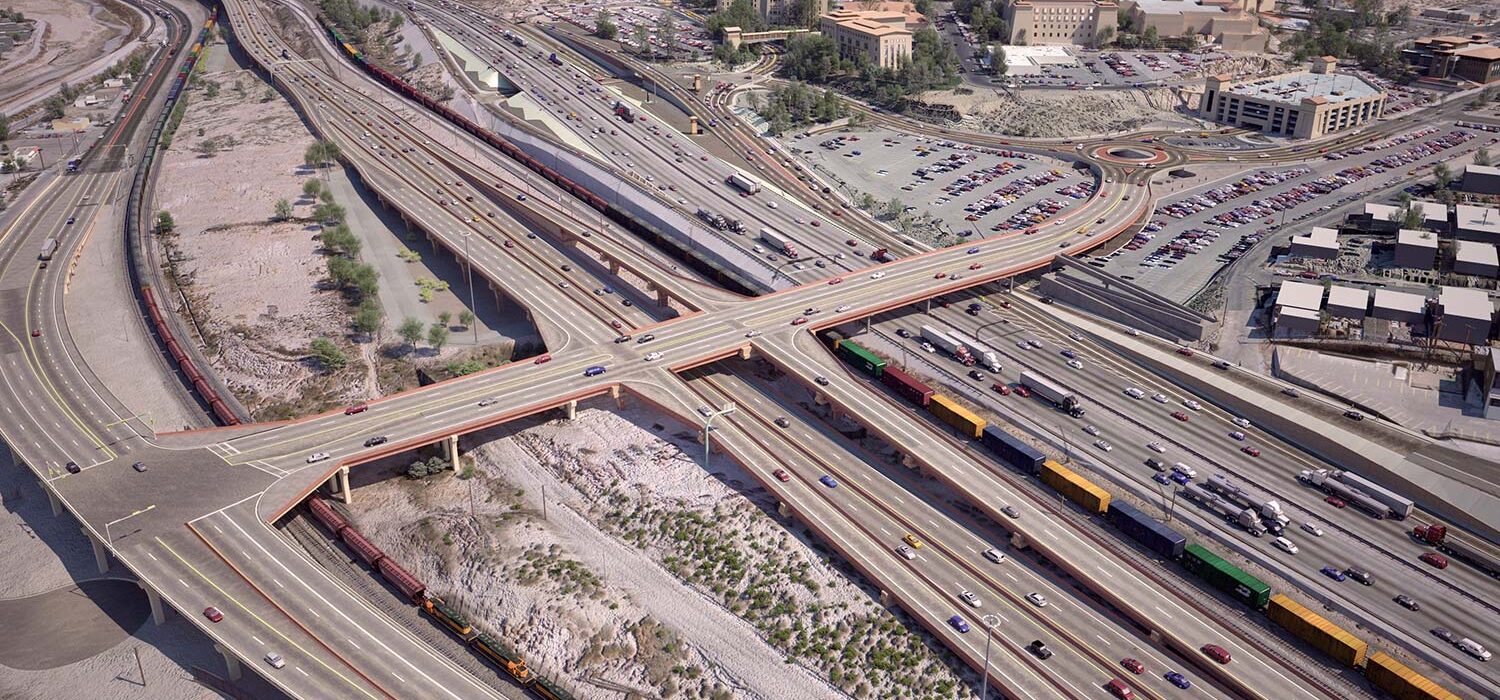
[
  {"left": 1412, "top": 523, "right": 1499, "bottom": 578},
  {"left": 1183, "top": 484, "right": 1263, "bottom": 535},
  {"left": 1330, "top": 470, "right": 1413, "bottom": 519},
  {"left": 1019, "top": 371, "right": 1083, "bottom": 417},
  {"left": 949, "top": 329, "right": 1002, "bottom": 372},
  {"left": 1299, "top": 469, "right": 1390, "bottom": 519},
  {"left": 727, "top": 171, "right": 761, "bottom": 194},
  {"left": 760, "top": 227, "right": 798, "bottom": 258},
  {"left": 1205, "top": 473, "right": 1288, "bottom": 526},
  {"left": 920, "top": 325, "right": 974, "bottom": 365}
]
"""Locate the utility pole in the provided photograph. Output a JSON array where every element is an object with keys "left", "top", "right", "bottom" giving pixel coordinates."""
[
  {"left": 463, "top": 232, "right": 478, "bottom": 344},
  {"left": 702, "top": 402, "right": 738, "bottom": 470},
  {"left": 979, "top": 615, "right": 1000, "bottom": 699}
]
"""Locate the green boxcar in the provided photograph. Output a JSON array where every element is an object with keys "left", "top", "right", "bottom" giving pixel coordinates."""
[
  {"left": 836, "top": 341, "right": 887, "bottom": 378},
  {"left": 528, "top": 676, "right": 578, "bottom": 700},
  {"left": 1181, "top": 543, "right": 1271, "bottom": 609}
]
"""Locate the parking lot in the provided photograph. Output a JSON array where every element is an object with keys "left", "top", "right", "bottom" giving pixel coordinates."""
[
  {"left": 998, "top": 48, "right": 1232, "bottom": 90},
  {"left": 544, "top": 1, "right": 713, "bottom": 60},
  {"left": 1090, "top": 124, "right": 1494, "bottom": 301},
  {"left": 791, "top": 127, "right": 1094, "bottom": 241}
]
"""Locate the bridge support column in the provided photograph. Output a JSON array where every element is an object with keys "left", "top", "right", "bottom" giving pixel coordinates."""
[
  {"left": 739, "top": 346, "right": 752, "bottom": 360},
  {"left": 1010, "top": 532, "right": 1029, "bottom": 550},
  {"left": 47, "top": 488, "right": 62, "bottom": 517},
  {"left": 688, "top": 116, "right": 699, "bottom": 135},
  {"left": 214, "top": 644, "right": 242, "bottom": 682},
  {"left": 864, "top": 317, "right": 871, "bottom": 334},
  {"left": 84, "top": 528, "right": 108, "bottom": 574},
  {"left": 878, "top": 589, "right": 891, "bottom": 606},
  {"left": 900, "top": 453, "right": 918, "bottom": 469},
  {"left": 693, "top": 74, "right": 702, "bottom": 91},
  {"left": 338, "top": 466, "right": 352, "bottom": 505},
  {"left": 611, "top": 386, "right": 627, "bottom": 409},
  {"left": 657, "top": 288, "right": 670, "bottom": 307},
  {"left": 445, "top": 435, "right": 460, "bottom": 469},
  {"left": 564, "top": 400, "right": 578, "bottom": 420},
  {"left": 609, "top": 259, "right": 620, "bottom": 276},
  {"left": 777, "top": 501, "right": 791, "bottom": 517},
  {"left": 813, "top": 392, "right": 828, "bottom": 406},
  {"left": 139, "top": 582, "right": 165, "bottom": 626}
]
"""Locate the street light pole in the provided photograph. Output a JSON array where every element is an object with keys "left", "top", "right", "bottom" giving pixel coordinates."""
[
  {"left": 463, "top": 232, "right": 478, "bottom": 344},
  {"left": 702, "top": 402, "right": 738, "bottom": 469},
  {"left": 980, "top": 614, "right": 1000, "bottom": 700}
]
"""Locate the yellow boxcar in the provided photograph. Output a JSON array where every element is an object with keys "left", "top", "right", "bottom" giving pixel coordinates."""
[
  {"left": 1364, "top": 651, "right": 1462, "bottom": 700},
  {"left": 1267, "top": 594, "right": 1367, "bottom": 668},
  {"left": 928, "top": 394, "right": 985, "bottom": 438},
  {"left": 1039, "top": 460, "right": 1110, "bottom": 514}
]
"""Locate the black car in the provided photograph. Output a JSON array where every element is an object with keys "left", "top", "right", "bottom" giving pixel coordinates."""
[
  {"left": 1432, "top": 628, "right": 1457, "bottom": 644},
  {"left": 774, "top": 417, "right": 791, "bottom": 428},
  {"left": 614, "top": 335, "right": 632, "bottom": 343},
  {"left": 895, "top": 328, "right": 911, "bottom": 338},
  {"left": 1001, "top": 505, "right": 1021, "bottom": 519},
  {"left": 1344, "top": 567, "right": 1374, "bottom": 586},
  {"left": 1395, "top": 595, "right": 1420, "bottom": 611},
  {"left": 1342, "top": 410, "right": 1364, "bottom": 421},
  {"left": 1028, "top": 640, "right": 1053, "bottom": 659},
  {"left": 364, "top": 436, "right": 389, "bottom": 447},
  {"left": 65, "top": 461, "right": 81, "bottom": 474},
  {"left": 968, "top": 370, "right": 985, "bottom": 381}
]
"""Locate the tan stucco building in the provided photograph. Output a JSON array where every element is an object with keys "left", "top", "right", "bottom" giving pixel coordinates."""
[
  {"left": 819, "top": 9, "right": 913, "bottom": 69},
  {"left": 1002, "top": 0, "right": 1117, "bottom": 47},
  {"left": 1201, "top": 58, "right": 1386, "bottom": 139},
  {"left": 1120, "top": 0, "right": 1267, "bottom": 51}
]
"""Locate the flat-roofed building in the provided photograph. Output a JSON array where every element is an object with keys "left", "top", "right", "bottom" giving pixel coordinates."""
[
  {"left": 1395, "top": 228, "right": 1439, "bottom": 269},
  {"left": 1273, "top": 279, "right": 1324, "bottom": 337},
  {"left": 1414, "top": 200, "right": 1450, "bottom": 233},
  {"left": 1403, "top": 35, "right": 1500, "bottom": 84},
  {"left": 1201, "top": 58, "right": 1385, "bottom": 138},
  {"left": 751, "top": 0, "right": 833, "bottom": 26},
  {"left": 1289, "top": 226, "right": 1338, "bottom": 259},
  {"left": 1455, "top": 204, "right": 1500, "bottom": 244},
  {"left": 1455, "top": 240, "right": 1500, "bottom": 278},
  {"left": 1120, "top": 0, "right": 1267, "bottom": 51},
  {"left": 1275, "top": 306, "right": 1321, "bottom": 335},
  {"left": 1372, "top": 288, "right": 1427, "bottom": 325},
  {"left": 1326, "top": 285, "right": 1369, "bottom": 320},
  {"left": 819, "top": 9, "right": 912, "bottom": 69},
  {"left": 1002, "top": 0, "right": 1117, "bottom": 47},
  {"left": 1437, "top": 287, "right": 1494, "bottom": 344},
  {"left": 1461, "top": 164, "right": 1500, "bottom": 195}
]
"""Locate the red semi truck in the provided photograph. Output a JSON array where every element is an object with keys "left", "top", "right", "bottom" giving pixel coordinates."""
[{"left": 1412, "top": 523, "right": 1499, "bottom": 578}]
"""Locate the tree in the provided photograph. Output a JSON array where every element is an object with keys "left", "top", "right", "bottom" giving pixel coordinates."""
[
  {"left": 354, "top": 298, "right": 383, "bottom": 336},
  {"left": 1432, "top": 162, "right": 1454, "bottom": 191},
  {"left": 594, "top": 9, "right": 617, "bottom": 40},
  {"left": 1476, "top": 147, "right": 1492, "bottom": 167},
  {"left": 320, "top": 224, "right": 360, "bottom": 256},
  {"left": 274, "top": 198, "right": 293, "bottom": 220},
  {"left": 633, "top": 23, "right": 651, "bottom": 57},
  {"left": 157, "top": 211, "right": 175, "bottom": 233},
  {"left": 388, "top": 12, "right": 404, "bottom": 30},
  {"left": 309, "top": 338, "right": 349, "bottom": 370},
  {"left": 1141, "top": 25, "right": 1161, "bottom": 49},
  {"left": 989, "top": 45, "right": 1007, "bottom": 76},
  {"left": 0, "top": 112, "right": 9, "bottom": 142},
  {"left": 427, "top": 323, "right": 450, "bottom": 351},
  {"left": 398, "top": 317, "right": 425, "bottom": 348},
  {"left": 314, "top": 202, "right": 347, "bottom": 225},
  {"left": 302, "top": 179, "right": 323, "bottom": 199},
  {"left": 885, "top": 197, "right": 905, "bottom": 219},
  {"left": 657, "top": 13, "right": 676, "bottom": 50},
  {"left": 43, "top": 95, "right": 68, "bottom": 119},
  {"left": 458, "top": 309, "right": 475, "bottom": 329},
  {"left": 437, "top": 310, "right": 453, "bottom": 327},
  {"left": 304, "top": 140, "right": 342, "bottom": 170},
  {"left": 1095, "top": 26, "right": 1116, "bottom": 48},
  {"left": 205, "top": 81, "right": 220, "bottom": 99}
]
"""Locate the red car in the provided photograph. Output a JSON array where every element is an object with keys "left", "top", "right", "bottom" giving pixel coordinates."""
[
  {"left": 203, "top": 607, "right": 224, "bottom": 623},
  {"left": 344, "top": 404, "right": 369, "bottom": 415},
  {"left": 1325, "top": 496, "right": 1347, "bottom": 509},
  {"left": 1120, "top": 658, "right": 1144, "bottom": 675},
  {"left": 1201, "top": 644, "right": 1231, "bottom": 664},
  {"left": 845, "top": 239, "right": 858, "bottom": 246},
  {"left": 827, "top": 277, "right": 844, "bottom": 285},
  {"left": 934, "top": 272, "right": 948, "bottom": 279},
  {"left": 1014, "top": 386, "right": 1031, "bottom": 398},
  {"left": 30, "top": 329, "right": 41, "bottom": 338},
  {"left": 1419, "top": 552, "right": 1449, "bottom": 569},
  {"left": 773, "top": 469, "right": 791, "bottom": 483},
  {"left": 969, "top": 263, "right": 983, "bottom": 270},
  {"left": 534, "top": 354, "right": 552, "bottom": 364},
  {"left": 992, "top": 383, "right": 1011, "bottom": 395},
  {"left": 1241, "top": 446, "right": 1261, "bottom": 457},
  {"left": 1171, "top": 411, "right": 1190, "bottom": 422},
  {"left": 1176, "top": 347, "right": 1194, "bottom": 357},
  {"left": 1106, "top": 679, "right": 1135, "bottom": 699},
  {"left": 503, "top": 239, "right": 515, "bottom": 248},
  {"left": 791, "top": 317, "right": 808, "bottom": 326}
]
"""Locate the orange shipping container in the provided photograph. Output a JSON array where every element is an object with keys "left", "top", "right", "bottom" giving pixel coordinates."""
[
  {"left": 1039, "top": 460, "right": 1110, "bottom": 514},
  {"left": 1364, "top": 651, "right": 1461, "bottom": 700},
  {"left": 1267, "top": 594, "right": 1367, "bottom": 668}
]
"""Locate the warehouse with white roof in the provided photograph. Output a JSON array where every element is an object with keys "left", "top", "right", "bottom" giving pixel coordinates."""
[
  {"left": 1372, "top": 288, "right": 1427, "bottom": 325},
  {"left": 1437, "top": 287, "right": 1494, "bottom": 345},
  {"left": 1289, "top": 227, "right": 1338, "bottom": 259},
  {"left": 1455, "top": 204, "right": 1500, "bottom": 244},
  {"left": 1455, "top": 241, "right": 1499, "bottom": 278},
  {"left": 1326, "top": 285, "right": 1369, "bottom": 320},
  {"left": 1395, "top": 228, "right": 1439, "bottom": 269},
  {"left": 1273, "top": 280, "right": 1325, "bottom": 334}
]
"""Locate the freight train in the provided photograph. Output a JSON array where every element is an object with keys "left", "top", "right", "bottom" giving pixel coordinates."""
[
  {"left": 306, "top": 497, "right": 576, "bottom": 699},
  {"left": 812, "top": 331, "right": 1461, "bottom": 700}
]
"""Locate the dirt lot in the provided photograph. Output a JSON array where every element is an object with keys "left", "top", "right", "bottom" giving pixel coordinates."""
[
  {"left": 0, "top": 0, "right": 138, "bottom": 109},
  {"left": 152, "top": 47, "right": 375, "bottom": 419},
  {"left": 346, "top": 397, "right": 977, "bottom": 700}
]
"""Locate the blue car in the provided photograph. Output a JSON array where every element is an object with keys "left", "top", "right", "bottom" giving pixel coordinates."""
[
  {"left": 948, "top": 615, "right": 970, "bottom": 633},
  {"left": 1061, "top": 349, "right": 1077, "bottom": 359},
  {"left": 1165, "top": 672, "right": 1191, "bottom": 689},
  {"left": 1152, "top": 472, "right": 1171, "bottom": 485},
  {"left": 1169, "top": 471, "right": 1191, "bottom": 485},
  {"left": 819, "top": 475, "right": 838, "bottom": 488},
  {"left": 966, "top": 247, "right": 981, "bottom": 254},
  {"left": 583, "top": 365, "right": 607, "bottom": 377},
  {"left": 1320, "top": 566, "right": 1346, "bottom": 582}
]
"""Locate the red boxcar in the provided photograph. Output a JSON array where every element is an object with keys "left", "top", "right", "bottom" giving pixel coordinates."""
[
  {"left": 307, "top": 496, "right": 349, "bottom": 536},
  {"left": 881, "top": 365, "right": 934, "bottom": 407},
  {"left": 340, "top": 528, "right": 384, "bottom": 567},
  {"left": 377, "top": 556, "right": 427, "bottom": 602}
]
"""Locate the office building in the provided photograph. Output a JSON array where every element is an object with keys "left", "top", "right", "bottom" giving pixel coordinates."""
[
  {"left": 1372, "top": 289, "right": 1427, "bottom": 325},
  {"left": 1119, "top": 0, "right": 1267, "bottom": 51},
  {"left": 1288, "top": 226, "right": 1338, "bottom": 259},
  {"left": 1002, "top": 0, "right": 1117, "bottom": 47},
  {"left": 1461, "top": 164, "right": 1500, "bottom": 195},
  {"left": 1455, "top": 241, "right": 1499, "bottom": 278},
  {"left": 1200, "top": 58, "right": 1386, "bottom": 139},
  {"left": 1437, "top": 287, "right": 1494, "bottom": 345},
  {"left": 1395, "top": 228, "right": 1439, "bottom": 269},
  {"left": 819, "top": 9, "right": 913, "bottom": 69},
  {"left": 1326, "top": 285, "right": 1369, "bottom": 320},
  {"left": 1402, "top": 35, "right": 1500, "bottom": 85},
  {"left": 1455, "top": 204, "right": 1500, "bottom": 244},
  {"left": 749, "top": 0, "right": 833, "bottom": 26}
]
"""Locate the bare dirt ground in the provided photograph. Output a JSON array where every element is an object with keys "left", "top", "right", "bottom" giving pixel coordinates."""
[
  {"left": 152, "top": 46, "right": 372, "bottom": 419},
  {"left": 346, "top": 397, "right": 977, "bottom": 700},
  {"left": 0, "top": 0, "right": 138, "bottom": 110},
  {"left": 928, "top": 55, "right": 1288, "bottom": 138}
]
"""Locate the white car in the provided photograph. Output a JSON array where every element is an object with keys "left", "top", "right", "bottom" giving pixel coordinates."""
[
  {"left": 696, "top": 406, "right": 714, "bottom": 417},
  {"left": 896, "top": 545, "right": 916, "bottom": 560},
  {"left": 264, "top": 652, "right": 286, "bottom": 669},
  {"left": 1272, "top": 537, "right": 1298, "bottom": 555},
  {"left": 1151, "top": 393, "right": 1169, "bottom": 404},
  {"left": 1084, "top": 425, "right": 1101, "bottom": 436},
  {"left": 835, "top": 304, "right": 851, "bottom": 313},
  {"left": 1147, "top": 442, "right": 1166, "bottom": 454},
  {"left": 921, "top": 342, "right": 936, "bottom": 353},
  {"left": 644, "top": 352, "right": 663, "bottom": 361},
  {"left": 1300, "top": 522, "right": 1325, "bottom": 537},
  {"left": 1124, "top": 387, "right": 1145, "bottom": 399},
  {"left": 1232, "top": 417, "right": 1251, "bottom": 428},
  {"left": 1026, "top": 592, "right": 1048, "bottom": 608},
  {"left": 982, "top": 548, "right": 1005, "bottom": 563},
  {"left": 959, "top": 590, "right": 982, "bottom": 608},
  {"left": 306, "top": 452, "right": 330, "bottom": 463},
  {"left": 1095, "top": 440, "right": 1112, "bottom": 452},
  {"left": 1184, "top": 399, "right": 1203, "bottom": 411},
  {"left": 870, "top": 271, "right": 885, "bottom": 279},
  {"left": 745, "top": 330, "right": 761, "bottom": 338},
  {"left": 1066, "top": 359, "right": 1083, "bottom": 370},
  {"left": 478, "top": 398, "right": 497, "bottom": 407}
]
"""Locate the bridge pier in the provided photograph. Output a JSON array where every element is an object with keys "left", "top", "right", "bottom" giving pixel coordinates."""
[
  {"left": 656, "top": 288, "right": 670, "bottom": 307},
  {"left": 214, "top": 643, "right": 243, "bottom": 681},
  {"left": 609, "top": 259, "right": 620, "bottom": 276},
  {"left": 445, "top": 435, "right": 460, "bottom": 468},
  {"left": 900, "top": 453, "right": 918, "bottom": 470},
  {"left": 609, "top": 385, "right": 625, "bottom": 409},
  {"left": 47, "top": 488, "right": 62, "bottom": 517},
  {"left": 739, "top": 346, "right": 752, "bottom": 360},
  {"left": 84, "top": 527, "right": 108, "bottom": 574},
  {"left": 331, "top": 466, "right": 352, "bottom": 505},
  {"left": 813, "top": 391, "right": 828, "bottom": 406},
  {"left": 878, "top": 589, "right": 891, "bottom": 606},
  {"left": 777, "top": 501, "right": 791, "bottom": 517},
  {"left": 139, "top": 582, "right": 165, "bottom": 625},
  {"left": 1010, "top": 532, "right": 1029, "bottom": 550},
  {"left": 564, "top": 400, "right": 578, "bottom": 420},
  {"left": 688, "top": 116, "right": 699, "bottom": 135}
]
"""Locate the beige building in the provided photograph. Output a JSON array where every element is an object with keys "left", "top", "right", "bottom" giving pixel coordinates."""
[
  {"left": 1120, "top": 0, "right": 1267, "bottom": 51},
  {"left": 819, "top": 9, "right": 913, "bottom": 69},
  {"left": 1201, "top": 58, "right": 1386, "bottom": 139},
  {"left": 1002, "top": 0, "right": 1117, "bottom": 47},
  {"left": 736, "top": 0, "right": 833, "bottom": 26}
]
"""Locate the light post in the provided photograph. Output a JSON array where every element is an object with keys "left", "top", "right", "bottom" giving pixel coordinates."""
[
  {"left": 979, "top": 614, "right": 1001, "bottom": 700},
  {"left": 462, "top": 232, "right": 478, "bottom": 344},
  {"left": 701, "top": 402, "right": 737, "bottom": 469},
  {"left": 104, "top": 504, "right": 157, "bottom": 544}
]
